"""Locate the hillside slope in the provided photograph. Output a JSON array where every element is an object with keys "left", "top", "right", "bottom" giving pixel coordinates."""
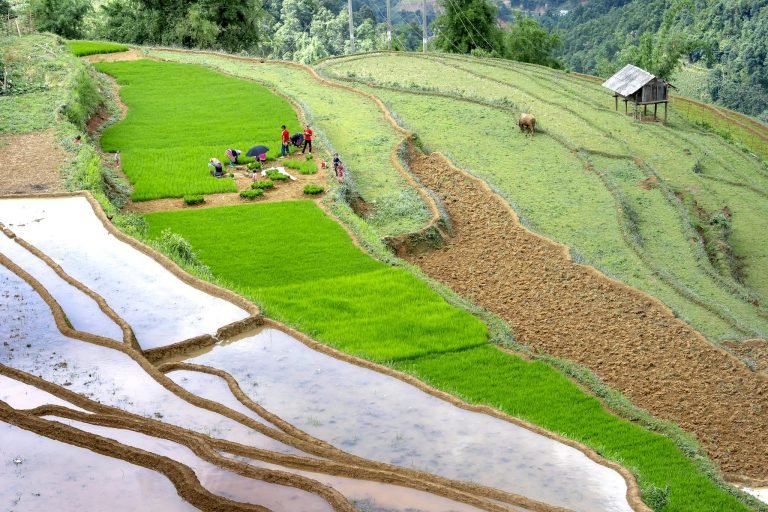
[
  {"left": 320, "top": 52, "right": 768, "bottom": 342},
  {"left": 318, "top": 51, "right": 768, "bottom": 483}
]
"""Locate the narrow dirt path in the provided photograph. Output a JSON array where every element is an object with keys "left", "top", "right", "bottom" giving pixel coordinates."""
[
  {"left": 404, "top": 150, "right": 768, "bottom": 482},
  {"left": 0, "top": 130, "right": 66, "bottom": 195}
]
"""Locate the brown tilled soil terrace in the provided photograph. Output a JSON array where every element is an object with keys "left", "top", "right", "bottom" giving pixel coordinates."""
[
  {"left": 404, "top": 150, "right": 768, "bottom": 481},
  {"left": 0, "top": 130, "right": 66, "bottom": 195}
]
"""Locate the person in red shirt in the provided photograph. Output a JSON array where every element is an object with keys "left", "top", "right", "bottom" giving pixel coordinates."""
[
  {"left": 280, "top": 124, "right": 290, "bottom": 158},
  {"left": 302, "top": 125, "right": 313, "bottom": 154}
]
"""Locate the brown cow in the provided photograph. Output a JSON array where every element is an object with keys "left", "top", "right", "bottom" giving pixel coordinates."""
[{"left": 517, "top": 113, "right": 536, "bottom": 135}]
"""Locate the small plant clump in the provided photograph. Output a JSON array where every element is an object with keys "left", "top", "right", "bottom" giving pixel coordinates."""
[
  {"left": 284, "top": 159, "right": 317, "bottom": 175},
  {"left": 305, "top": 153, "right": 314, "bottom": 161},
  {"left": 303, "top": 185, "right": 325, "bottom": 195},
  {"left": 266, "top": 170, "right": 290, "bottom": 181},
  {"left": 183, "top": 194, "right": 205, "bottom": 205},
  {"left": 239, "top": 189, "right": 264, "bottom": 200},
  {"left": 252, "top": 180, "right": 274, "bottom": 190}
]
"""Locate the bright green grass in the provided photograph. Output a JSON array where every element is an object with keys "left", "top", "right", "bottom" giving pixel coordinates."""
[
  {"left": 144, "top": 200, "right": 751, "bottom": 512},
  {"left": 319, "top": 53, "right": 768, "bottom": 339},
  {"left": 95, "top": 59, "right": 300, "bottom": 200},
  {"left": 147, "top": 50, "right": 431, "bottom": 237},
  {"left": 144, "top": 201, "right": 487, "bottom": 361},
  {"left": 66, "top": 40, "right": 128, "bottom": 57},
  {"left": 394, "top": 346, "right": 750, "bottom": 512}
]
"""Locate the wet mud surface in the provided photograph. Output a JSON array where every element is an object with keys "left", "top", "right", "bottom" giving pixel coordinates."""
[{"left": 403, "top": 150, "right": 768, "bottom": 480}]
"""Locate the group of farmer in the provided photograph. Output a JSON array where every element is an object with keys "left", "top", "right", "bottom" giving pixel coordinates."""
[{"left": 208, "top": 124, "right": 315, "bottom": 178}]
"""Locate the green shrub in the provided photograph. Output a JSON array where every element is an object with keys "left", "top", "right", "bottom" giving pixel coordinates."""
[
  {"left": 252, "top": 180, "right": 274, "bottom": 190},
  {"left": 239, "top": 189, "right": 264, "bottom": 200},
  {"left": 642, "top": 483, "right": 670, "bottom": 511},
  {"left": 303, "top": 184, "right": 324, "bottom": 195},
  {"left": 184, "top": 194, "right": 205, "bottom": 205},
  {"left": 112, "top": 213, "right": 148, "bottom": 238},
  {"left": 266, "top": 169, "right": 289, "bottom": 181},
  {"left": 305, "top": 153, "right": 313, "bottom": 161}
]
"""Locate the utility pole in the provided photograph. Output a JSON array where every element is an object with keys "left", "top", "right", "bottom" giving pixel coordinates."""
[
  {"left": 422, "top": 0, "right": 428, "bottom": 52},
  {"left": 386, "top": 0, "right": 392, "bottom": 50},
  {"left": 348, "top": 0, "right": 355, "bottom": 53}
]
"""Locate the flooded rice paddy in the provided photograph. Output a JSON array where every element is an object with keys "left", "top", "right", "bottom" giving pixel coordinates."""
[
  {"left": 1, "top": 421, "right": 197, "bottom": 512},
  {"left": 0, "top": 196, "right": 248, "bottom": 349},
  {"left": 1, "top": 196, "right": 640, "bottom": 511}
]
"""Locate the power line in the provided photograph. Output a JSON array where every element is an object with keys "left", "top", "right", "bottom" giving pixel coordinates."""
[
  {"left": 444, "top": 0, "right": 497, "bottom": 52},
  {"left": 443, "top": 0, "right": 480, "bottom": 51}
]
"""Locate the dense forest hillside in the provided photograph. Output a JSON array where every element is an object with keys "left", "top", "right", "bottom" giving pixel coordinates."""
[
  {"left": 546, "top": 0, "right": 768, "bottom": 121},
  {"left": 6, "top": 0, "right": 767, "bottom": 120}
]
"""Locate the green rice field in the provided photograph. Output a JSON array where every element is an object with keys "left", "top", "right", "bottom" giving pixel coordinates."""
[
  {"left": 66, "top": 40, "right": 129, "bottom": 57},
  {"left": 147, "top": 49, "right": 431, "bottom": 237},
  {"left": 95, "top": 59, "right": 300, "bottom": 200}
]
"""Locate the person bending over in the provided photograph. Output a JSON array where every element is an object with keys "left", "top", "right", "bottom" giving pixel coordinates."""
[
  {"left": 209, "top": 158, "right": 224, "bottom": 177},
  {"left": 225, "top": 149, "right": 242, "bottom": 166}
]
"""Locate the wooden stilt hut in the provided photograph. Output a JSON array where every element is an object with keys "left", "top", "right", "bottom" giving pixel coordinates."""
[{"left": 602, "top": 64, "right": 674, "bottom": 122}]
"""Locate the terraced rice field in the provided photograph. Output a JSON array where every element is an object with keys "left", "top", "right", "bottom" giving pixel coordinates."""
[
  {"left": 5, "top": 35, "right": 766, "bottom": 512},
  {"left": 318, "top": 52, "right": 768, "bottom": 343},
  {"left": 95, "top": 60, "right": 300, "bottom": 201},
  {"left": 2, "top": 195, "right": 645, "bottom": 512},
  {"left": 145, "top": 200, "right": 754, "bottom": 512},
  {"left": 146, "top": 49, "right": 432, "bottom": 237}
]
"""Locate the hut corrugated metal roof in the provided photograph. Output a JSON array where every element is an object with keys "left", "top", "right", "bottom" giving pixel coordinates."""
[{"left": 602, "top": 64, "right": 655, "bottom": 97}]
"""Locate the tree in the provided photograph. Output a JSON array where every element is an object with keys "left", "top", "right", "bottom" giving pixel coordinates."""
[
  {"left": 0, "top": 0, "right": 12, "bottom": 17},
  {"left": 434, "top": 0, "right": 502, "bottom": 55},
  {"left": 503, "top": 15, "right": 562, "bottom": 68},
  {"left": 30, "top": 0, "right": 91, "bottom": 39},
  {"left": 616, "top": 30, "right": 702, "bottom": 80}
]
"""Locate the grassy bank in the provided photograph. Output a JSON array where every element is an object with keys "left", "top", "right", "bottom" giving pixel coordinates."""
[
  {"left": 95, "top": 59, "right": 300, "bottom": 200},
  {"left": 145, "top": 200, "right": 753, "bottom": 512}
]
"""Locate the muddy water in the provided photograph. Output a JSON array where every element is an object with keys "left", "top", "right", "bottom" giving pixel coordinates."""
[
  {"left": 0, "top": 266, "right": 300, "bottom": 456},
  {"left": 0, "top": 421, "right": 198, "bottom": 511},
  {"left": 47, "top": 417, "right": 335, "bottom": 512},
  {"left": 0, "top": 196, "right": 248, "bottom": 349},
  {"left": 164, "top": 371, "right": 528, "bottom": 512},
  {"left": 0, "top": 375, "right": 85, "bottom": 412},
  {"left": 0, "top": 233, "right": 123, "bottom": 341},
  {"left": 188, "top": 328, "right": 633, "bottom": 512},
  {"left": 167, "top": 369, "right": 277, "bottom": 429},
  {"left": 226, "top": 452, "right": 514, "bottom": 512}
]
